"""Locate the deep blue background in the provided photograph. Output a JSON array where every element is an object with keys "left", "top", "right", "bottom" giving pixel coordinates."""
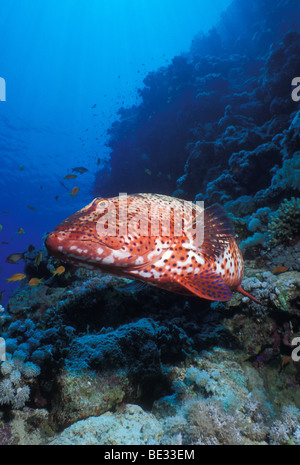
[{"left": 0, "top": 0, "right": 231, "bottom": 304}]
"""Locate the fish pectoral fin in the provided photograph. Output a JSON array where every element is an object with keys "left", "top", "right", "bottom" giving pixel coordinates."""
[
  {"left": 176, "top": 271, "right": 232, "bottom": 301},
  {"left": 200, "top": 204, "right": 233, "bottom": 260}
]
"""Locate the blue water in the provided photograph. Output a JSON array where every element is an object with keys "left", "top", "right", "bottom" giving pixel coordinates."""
[{"left": 0, "top": 0, "right": 231, "bottom": 305}]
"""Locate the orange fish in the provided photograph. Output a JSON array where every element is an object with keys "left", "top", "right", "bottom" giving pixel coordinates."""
[
  {"left": 45, "top": 194, "right": 262, "bottom": 304},
  {"left": 7, "top": 273, "right": 26, "bottom": 282},
  {"left": 28, "top": 278, "right": 43, "bottom": 286},
  {"left": 70, "top": 187, "right": 80, "bottom": 198},
  {"left": 272, "top": 266, "right": 289, "bottom": 275},
  {"left": 53, "top": 265, "right": 65, "bottom": 276},
  {"left": 17, "top": 227, "right": 25, "bottom": 235}
]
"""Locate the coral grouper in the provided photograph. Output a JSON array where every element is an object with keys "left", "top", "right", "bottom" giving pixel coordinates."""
[{"left": 45, "top": 194, "right": 261, "bottom": 304}]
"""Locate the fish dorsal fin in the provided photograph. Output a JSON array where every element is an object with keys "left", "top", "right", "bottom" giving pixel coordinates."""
[
  {"left": 200, "top": 204, "right": 233, "bottom": 260},
  {"left": 176, "top": 270, "right": 232, "bottom": 301}
]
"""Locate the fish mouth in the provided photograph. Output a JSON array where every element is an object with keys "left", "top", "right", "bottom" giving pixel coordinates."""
[{"left": 45, "top": 232, "right": 105, "bottom": 266}]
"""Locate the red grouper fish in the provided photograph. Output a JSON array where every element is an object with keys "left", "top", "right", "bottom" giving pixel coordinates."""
[{"left": 45, "top": 193, "right": 262, "bottom": 304}]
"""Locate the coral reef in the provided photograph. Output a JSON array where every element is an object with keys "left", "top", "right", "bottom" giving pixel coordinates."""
[
  {"left": 0, "top": 355, "right": 40, "bottom": 409},
  {"left": 267, "top": 197, "right": 300, "bottom": 246},
  {"left": 0, "top": 256, "right": 299, "bottom": 444},
  {"left": 94, "top": 3, "right": 300, "bottom": 202},
  {"left": 46, "top": 346, "right": 300, "bottom": 445},
  {"left": 49, "top": 404, "right": 163, "bottom": 445},
  {"left": 0, "top": 408, "right": 52, "bottom": 445}
]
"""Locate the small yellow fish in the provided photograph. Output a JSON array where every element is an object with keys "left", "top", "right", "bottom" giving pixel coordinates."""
[
  {"left": 17, "top": 227, "right": 25, "bottom": 235},
  {"left": 70, "top": 187, "right": 80, "bottom": 198},
  {"left": 27, "top": 205, "right": 36, "bottom": 211},
  {"left": 64, "top": 174, "right": 77, "bottom": 180},
  {"left": 97, "top": 158, "right": 101, "bottom": 166},
  {"left": 28, "top": 278, "right": 43, "bottom": 287},
  {"left": 34, "top": 252, "right": 43, "bottom": 268},
  {"left": 19, "top": 165, "right": 24, "bottom": 171},
  {"left": 53, "top": 265, "right": 65, "bottom": 276},
  {"left": 7, "top": 273, "right": 26, "bottom": 282},
  {"left": 0, "top": 224, "right": 2, "bottom": 232},
  {"left": 145, "top": 169, "right": 152, "bottom": 175}
]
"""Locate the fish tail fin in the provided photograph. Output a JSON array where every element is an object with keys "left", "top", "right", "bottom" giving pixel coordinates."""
[{"left": 237, "top": 285, "right": 263, "bottom": 305}]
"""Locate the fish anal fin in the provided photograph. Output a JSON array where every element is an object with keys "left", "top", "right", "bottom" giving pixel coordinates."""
[{"left": 177, "top": 270, "right": 232, "bottom": 302}]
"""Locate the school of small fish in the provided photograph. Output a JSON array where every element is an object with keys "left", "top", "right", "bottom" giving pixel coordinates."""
[
  {"left": 1, "top": 162, "right": 92, "bottom": 286},
  {"left": 45, "top": 193, "right": 261, "bottom": 304}
]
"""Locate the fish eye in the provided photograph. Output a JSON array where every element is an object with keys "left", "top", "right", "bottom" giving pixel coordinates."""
[
  {"left": 91, "top": 197, "right": 105, "bottom": 208},
  {"left": 97, "top": 199, "right": 108, "bottom": 209}
]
